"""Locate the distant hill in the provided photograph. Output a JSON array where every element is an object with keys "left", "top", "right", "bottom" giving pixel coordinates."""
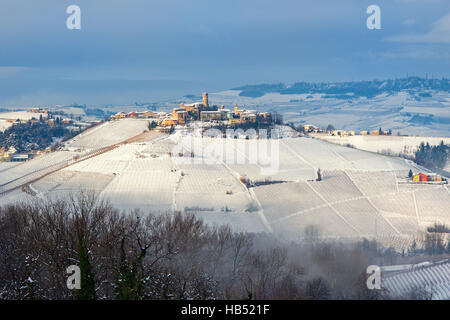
[{"left": 232, "top": 77, "right": 450, "bottom": 99}]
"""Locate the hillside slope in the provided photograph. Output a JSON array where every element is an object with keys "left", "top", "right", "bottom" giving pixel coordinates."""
[{"left": 1, "top": 121, "right": 447, "bottom": 250}]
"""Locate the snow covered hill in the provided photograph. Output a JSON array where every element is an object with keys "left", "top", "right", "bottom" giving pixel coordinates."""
[
  {"left": 1, "top": 120, "right": 447, "bottom": 251},
  {"left": 383, "top": 260, "right": 450, "bottom": 300}
]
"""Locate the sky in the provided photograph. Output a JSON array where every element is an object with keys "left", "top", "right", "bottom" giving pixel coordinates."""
[{"left": 0, "top": 0, "right": 449, "bottom": 105}]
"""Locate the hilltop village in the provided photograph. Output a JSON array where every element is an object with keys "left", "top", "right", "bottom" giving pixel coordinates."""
[
  {"left": 0, "top": 108, "right": 92, "bottom": 162},
  {"left": 111, "top": 93, "right": 273, "bottom": 128},
  {"left": 109, "top": 93, "right": 398, "bottom": 137},
  {"left": 0, "top": 93, "right": 447, "bottom": 187}
]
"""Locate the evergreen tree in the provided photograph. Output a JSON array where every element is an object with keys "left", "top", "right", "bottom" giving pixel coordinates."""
[
  {"left": 115, "top": 238, "right": 146, "bottom": 300},
  {"left": 316, "top": 168, "right": 322, "bottom": 181},
  {"left": 414, "top": 140, "right": 449, "bottom": 169},
  {"left": 148, "top": 120, "right": 157, "bottom": 130},
  {"left": 76, "top": 236, "right": 96, "bottom": 300},
  {"left": 408, "top": 169, "right": 413, "bottom": 178}
]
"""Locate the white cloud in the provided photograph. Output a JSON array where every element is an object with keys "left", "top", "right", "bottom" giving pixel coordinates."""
[{"left": 386, "top": 13, "right": 450, "bottom": 43}]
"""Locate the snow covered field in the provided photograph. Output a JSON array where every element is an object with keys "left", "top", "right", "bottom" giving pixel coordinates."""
[
  {"left": 0, "top": 111, "right": 48, "bottom": 121},
  {"left": 0, "top": 151, "right": 76, "bottom": 195},
  {"left": 0, "top": 111, "right": 49, "bottom": 132},
  {"left": 313, "top": 134, "right": 450, "bottom": 158},
  {"left": 383, "top": 260, "right": 450, "bottom": 299},
  {"left": 1, "top": 121, "right": 449, "bottom": 252},
  {"left": 0, "top": 119, "right": 153, "bottom": 197},
  {"left": 64, "top": 118, "right": 149, "bottom": 151},
  {"left": 0, "top": 120, "right": 12, "bottom": 132}
]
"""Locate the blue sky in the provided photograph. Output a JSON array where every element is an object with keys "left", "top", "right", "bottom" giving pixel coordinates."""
[{"left": 0, "top": 0, "right": 449, "bottom": 105}]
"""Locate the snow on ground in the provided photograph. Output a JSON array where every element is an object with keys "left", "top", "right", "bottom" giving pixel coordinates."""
[
  {"left": 0, "top": 188, "right": 34, "bottom": 207},
  {"left": 0, "top": 120, "right": 12, "bottom": 132},
  {"left": 0, "top": 111, "right": 48, "bottom": 121},
  {"left": 382, "top": 260, "right": 450, "bottom": 300},
  {"left": 0, "top": 162, "right": 21, "bottom": 172},
  {"left": 208, "top": 90, "right": 450, "bottom": 136},
  {"left": 1, "top": 124, "right": 449, "bottom": 251},
  {"left": 31, "top": 171, "right": 114, "bottom": 200},
  {"left": 313, "top": 134, "right": 450, "bottom": 158},
  {"left": 64, "top": 118, "right": 149, "bottom": 150},
  {"left": 0, "top": 151, "right": 76, "bottom": 194},
  {"left": 256, "top": 168, "right": 450, "bottom": 243}
]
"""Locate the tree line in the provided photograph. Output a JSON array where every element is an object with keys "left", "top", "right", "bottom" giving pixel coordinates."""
[
  {"left": 0, "top": 121, "right": 72, "bottom": 153},
  {"left": 0, "top": 193, "right": 443, "bottom": 300},
  {"left": 415, "top": 141, "right": 449, "bottom": 170}
]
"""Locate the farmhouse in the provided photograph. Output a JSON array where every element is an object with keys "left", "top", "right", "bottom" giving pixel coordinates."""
[
  {"left": 413, "top": 173, "right": 447, "bottom": 183},
  {"left": 11, "top": 154, "right": 33, "bottom": 162}
]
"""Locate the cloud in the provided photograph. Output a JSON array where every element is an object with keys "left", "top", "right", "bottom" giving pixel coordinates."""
[{"left": 386, "top": 13, "right": 450, "bottom": 43}]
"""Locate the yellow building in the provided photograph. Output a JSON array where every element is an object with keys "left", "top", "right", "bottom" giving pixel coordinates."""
[
  {"left": 228, "top": 118, "right": 243, "bottom": 125},
  {"left": 200, "top": 111, "right": 221, "bottom": 121},
  {"left": 332, "top": 130, "right": 346, "bottom": 136},
  {"left": 113, "top": 112, "right": 127, "bottom": 119},
  {"left": 175, "top": 110, "right": 187, "bottom": 124},
  {"left": 360, "top": 131, "right": 368, "bottom": 136},
  {"left": 234, "top": 104, "right": 244, "bottom": 115},
  {"left": 0, "top": 147, "right": 7, "bottom": 160},
  {"left": 139, "top": 111, "right": 158, "bottom": 118},
  {"left": 160, "top": 118, "right": 178, "bottom": 127}
]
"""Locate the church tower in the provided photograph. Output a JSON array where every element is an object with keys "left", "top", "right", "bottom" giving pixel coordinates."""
[{"left": 202, "top": 92, "right": 209, "bottom": 108}]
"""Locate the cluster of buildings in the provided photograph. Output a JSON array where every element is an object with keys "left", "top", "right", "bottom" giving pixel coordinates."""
[
  {"left": 412, "top": 173, "right": 448, "bottom": 184},
  {"left": 1, "top": 108, "right": 75, "bottom": 127},
  {"left": 303, "top": 124, "right": 320, "bottom": 133},
  {"left": 330, "top": 130, "right": 356, "bottom": 137},
  {"left": 110, "top": 93, "right": 272, "bottom": 128},
  {"left": 27, "top": 108, "right": 49, "bottom": 115},
  {"left": 111, "top": 110, "right": 159, "bottom": 120},
  {"left": 359, "top": 129, "right": 391, "bottom": 136},
  {"left": 301, "top": 125, "right": 391, "bottom": 137},
  {"left": 0, "top": 146, "right": 39, "bottom": 162},
  {"left": 159, "top": 93, "right": 272, "bottom": 127},
  {"left": 330, "top": 129, "right": 391, "bottom": 137}
]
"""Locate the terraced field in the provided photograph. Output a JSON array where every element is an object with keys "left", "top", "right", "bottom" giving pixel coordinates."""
[
  {"left": 0, "top": 120, "right": 449, "bottom": 252},
  {"left": 66, "top": 118, "right": 150, "bottom": 151},
  {"left": 383, "top": 260, "right": 450, "bottom": 300}
]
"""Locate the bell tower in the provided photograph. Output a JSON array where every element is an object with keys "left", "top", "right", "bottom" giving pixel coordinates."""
[{"left": 202, "top": 92, "right": 209, "bottom": 108}]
